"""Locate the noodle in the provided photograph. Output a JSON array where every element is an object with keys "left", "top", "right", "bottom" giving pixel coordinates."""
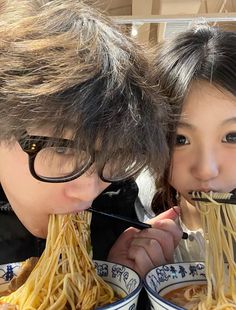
[
  {"left": 166, "top": 193, "right": 236, "bottom": 309},
  {"left": 194, "top": 192, "right": 236, "bottom": 309},
  {"left": 0, "top": 212, "right": 117, "bottom": 309}
]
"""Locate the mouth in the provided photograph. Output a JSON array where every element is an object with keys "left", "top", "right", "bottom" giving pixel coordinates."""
[
  {"left": 189, "top": 189, "right": 219, "bottom": 195},
  {"left": 55, "top": 206, "right": 91, "bottom": 215}
]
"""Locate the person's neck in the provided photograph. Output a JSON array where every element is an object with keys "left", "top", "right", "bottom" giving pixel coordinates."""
[{"left": 180, "top": 198, "right": 201, "bottom": 231}]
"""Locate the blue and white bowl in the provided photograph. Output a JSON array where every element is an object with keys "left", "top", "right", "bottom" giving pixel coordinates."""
[
  {"left": 94, "top": 260, "right": 142, "bottom": 309},
  {"left": 144, "top": 262, "right": 207, "bottom": 310},
  {"left": 0, "top": 260, "right": 142, "bottom": 310}
]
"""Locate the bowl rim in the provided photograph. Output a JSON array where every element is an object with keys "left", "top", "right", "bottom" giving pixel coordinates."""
[
  {"left": 94, "top": 259, "right": 143, "bottom": 309},
  {"left": 0, "top": 260, "right": 143, "bottom": 309},
  {"left": 143, "top": 261, "right": 206, "bottom": 310}
]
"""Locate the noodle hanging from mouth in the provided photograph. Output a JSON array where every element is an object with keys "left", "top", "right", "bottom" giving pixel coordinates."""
[
  {"left": 166, "top": 192, "right": 236, "bottom": 309},
  {"left": 194, "top": 193, "right": 236, "bottom": 309},
  {"left": 0, "top": 212, "right": 117, "bottom": 309}
]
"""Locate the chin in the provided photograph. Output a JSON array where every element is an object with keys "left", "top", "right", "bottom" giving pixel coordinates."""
[{"left": 29, "top": 226, "right": 48, "bottom": 239}]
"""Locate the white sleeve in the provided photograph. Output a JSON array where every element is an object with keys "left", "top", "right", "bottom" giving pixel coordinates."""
[{"left": 135, "top": 169, "right": 156, "bottom": 221}]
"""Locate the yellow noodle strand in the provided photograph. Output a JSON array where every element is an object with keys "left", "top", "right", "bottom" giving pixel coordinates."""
[
  {"left": 186, "top": 193, "right": 236, "bottom": 309},
  {"left": 168, "top": 193, "right": 236, "bottom": 309},
  {"left": 0, "top": 212, "right": 116, "bottom": 309}
]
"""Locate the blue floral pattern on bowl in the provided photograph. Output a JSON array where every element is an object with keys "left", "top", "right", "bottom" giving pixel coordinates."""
[
  {"left": 144, "top": 262, "right": 207, "bottom": 310},
  {"left": 94, "top": 260, "right": 142, "bottom": 309},
  {"left": 0, "top": 262, "right": 21, "bottom": 292}
]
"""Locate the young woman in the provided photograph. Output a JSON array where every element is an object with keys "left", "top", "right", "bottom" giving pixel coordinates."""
[{"left": 110, "top": 24, "right": 236, "bottom": 272}]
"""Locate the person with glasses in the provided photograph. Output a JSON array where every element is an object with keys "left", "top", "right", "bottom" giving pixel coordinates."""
[{"left": 0, "top": 0, "right": 183, "bottom": 286}]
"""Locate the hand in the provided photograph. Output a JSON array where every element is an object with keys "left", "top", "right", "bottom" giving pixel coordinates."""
[{"left": 107, "top": 207, "right": 183, "bottom": 278}]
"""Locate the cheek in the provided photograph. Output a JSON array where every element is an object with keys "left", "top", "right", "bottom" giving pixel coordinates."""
[
  {"left": 0, "top": 143, "right": 31, "bottom": 187},
  {"left": 169, "top": 169, "right": 178, "bottom": 191},
  {"left": 220, "top": 149, "right": 236, "bottom": 183},
  {"left": 168, "top": 154, "right": 186, "bottom": 192},
  {"left": 0, "top": 143, "right": 56, "bottom": 208}
]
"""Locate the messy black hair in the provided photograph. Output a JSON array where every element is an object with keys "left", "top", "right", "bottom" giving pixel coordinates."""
[{"left": 0, "top": 0, "right": 169, "bottom": 177}]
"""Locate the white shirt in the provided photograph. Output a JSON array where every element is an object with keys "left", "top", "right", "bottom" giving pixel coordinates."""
[
  {"left": 174, "top": 218, "right": 205, "bottom": 262},
  {"left": 135, "top": 170, "right": 205, "bottom": 263}
]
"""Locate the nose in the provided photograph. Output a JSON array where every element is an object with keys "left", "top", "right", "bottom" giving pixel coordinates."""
[
  {"left": 191, "top": 146, "right": 219, "bottom": 182},
  {"left": 64, "top": 170, "right": 109, "bottom": 202}
]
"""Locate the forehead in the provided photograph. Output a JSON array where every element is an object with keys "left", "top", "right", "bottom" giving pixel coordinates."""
[
  {"left": 27, "top": 126, "right": 74, "bottom": 140},
  {"left": 182, "top": 80, "right": 236, "bottom": 117}
]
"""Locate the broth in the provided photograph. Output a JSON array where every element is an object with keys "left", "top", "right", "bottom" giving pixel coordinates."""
[{"left": 164, "top": 284, "right": 207, "bottom": 309}]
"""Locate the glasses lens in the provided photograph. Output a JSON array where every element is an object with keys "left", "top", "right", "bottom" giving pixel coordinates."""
[
  {"left": 34, "top": 146, "right": 91, "bottom": 178},
  {"left": 102, "top": 158, "right": 145, "bottom": 182}
]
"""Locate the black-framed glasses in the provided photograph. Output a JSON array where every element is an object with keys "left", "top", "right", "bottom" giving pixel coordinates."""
[{"left": 17, "top": 132, "right": 145, "bottom": 183}]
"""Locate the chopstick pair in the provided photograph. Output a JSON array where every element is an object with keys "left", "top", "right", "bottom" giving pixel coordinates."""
[
  {"left": 88, "top": 207, "right": 151, "bottom": 230},
  {"left": 190, "top": 190, "right": 236, "bottom": 204},
  {"left": 87, "top": 208, "right": 188, "bottom": 239}
]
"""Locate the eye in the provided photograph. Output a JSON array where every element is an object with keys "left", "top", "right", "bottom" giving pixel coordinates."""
[
  {"left": 54, "top": 147, "right": 75, "bottom": 155},
  {"left": 175, "top": 134, "right": 189, "bottom": 146},
  {"left": 222, "top": 132, "right": 236, "bottom": 143}
]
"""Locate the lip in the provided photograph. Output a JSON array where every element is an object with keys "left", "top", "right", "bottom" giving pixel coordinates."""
[
  {"left": 190, "top": 188, "right": 218, "bottom": 193},
  {"left": 56, "top": 206, "right": 91, "bottom": 215}
]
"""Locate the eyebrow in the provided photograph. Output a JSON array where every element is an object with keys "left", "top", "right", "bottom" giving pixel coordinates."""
[
  {"left": 222, "top": 117, "right": 236, "bottom": 125},
  {"left": 178, "top": 117, "right": 236, "bottom": 130},
  {"left": 177, "top": 121, "right": 195, "bottom": 130}
]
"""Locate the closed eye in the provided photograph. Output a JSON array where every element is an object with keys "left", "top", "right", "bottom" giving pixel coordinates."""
[{"left": 53, "top": 147, "right": 75, "bottom": 155}]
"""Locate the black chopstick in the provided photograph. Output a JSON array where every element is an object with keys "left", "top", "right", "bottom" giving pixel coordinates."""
[
  {"left": 88, "top": 208, "right": 151, "bottom": 230},
  {"left": 191, "top": 197, "right": 236, "bottom": 204},
  {"left": 87, "top": 208, "right": 188, "bottom": 239},
  {"left": 188, "top": 190, "right": 236, "bottom": 205}
]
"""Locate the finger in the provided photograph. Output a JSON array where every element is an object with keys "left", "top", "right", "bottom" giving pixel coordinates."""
[
  {"left": 139, "top": 220, "right": 183, "bottom": 247},
  {"left": 147, "top": 207, "right": 180, "bottom": 226},
  {"left": 108, "top": 226, "right": 140, "bottom": 260},
  {"left": 131, "top": 229, "right": 175, "bottom": 263},
  {"left": 128, "top": 244, "right": 166, "bottom": 277},
  {"left": 131, "top": 237, "right": 173, "bottom": 267}
]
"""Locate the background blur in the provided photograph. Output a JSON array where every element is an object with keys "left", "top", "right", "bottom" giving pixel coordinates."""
[{"left": 98, "top": 0, "right": 236, "bottom": 45}]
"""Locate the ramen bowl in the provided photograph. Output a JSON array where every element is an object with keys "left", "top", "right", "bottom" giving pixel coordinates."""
[
  {"left": 0, "top": 260, "right": 142, "bottom": 310},
  {"left": 144, "top": 262, "right": 207, "bottom": 310}
]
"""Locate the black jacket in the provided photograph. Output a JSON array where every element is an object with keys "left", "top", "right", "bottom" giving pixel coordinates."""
[
  {"left": 0, "top": 180, "right": 150, "bottom": 309},
  {"left": 0, "top": 180, "right": 138, "bottom": 264}
]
